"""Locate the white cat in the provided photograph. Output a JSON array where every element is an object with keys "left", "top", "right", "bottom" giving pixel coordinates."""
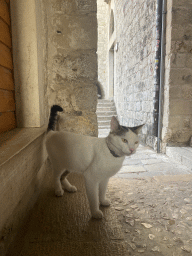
[{"left": 46, "top": 105, "right": 143, "bottom": 219}]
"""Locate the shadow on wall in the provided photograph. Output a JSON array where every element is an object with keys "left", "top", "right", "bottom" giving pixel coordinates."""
[{"left": 96, "top": 81, "right": 105, "bottom": 99}]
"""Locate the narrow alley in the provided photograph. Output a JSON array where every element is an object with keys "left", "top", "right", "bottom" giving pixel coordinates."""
[{"left": 1, "top": 0, "right": 192, "bottom": 256}]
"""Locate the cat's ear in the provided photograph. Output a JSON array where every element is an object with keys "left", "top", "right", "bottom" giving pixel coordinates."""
[
  {"left": 131, "top": 124, "right": 145, "bottom": 135},
  {"left": 111, "top": 116, "right": 120, "bottom": 131}
]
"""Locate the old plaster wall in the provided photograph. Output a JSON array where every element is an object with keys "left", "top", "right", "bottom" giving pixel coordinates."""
[
  {"left": 45, "top": 0, "right": 98, "bottom": 136},
  {"left": 162, "top": 0, "right": 192, "bottom": 148},
  {"left": 114, "top": 0, "right": 157, "bottom": 146}
]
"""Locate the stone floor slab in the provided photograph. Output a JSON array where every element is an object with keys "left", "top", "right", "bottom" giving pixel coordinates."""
[
  {"left": 141, "top": 158, "right": 165, "bottom": 165},
  {"left": 143, "top": 162, "right": 175, "bottom": 173},
  {"left": 123, "top": 158, "right": 142, "bottom": 166},
  {"left": 119, "top": 165, "right": 146, "bottom": 173}
]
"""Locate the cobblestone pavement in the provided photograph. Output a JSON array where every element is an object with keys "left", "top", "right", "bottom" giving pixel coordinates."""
[{"left": 106, "top": 145, "right": 192, "bottom": 256}]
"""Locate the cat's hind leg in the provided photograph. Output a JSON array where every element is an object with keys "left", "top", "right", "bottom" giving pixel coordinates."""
[
  {"left": 60, "top": 170, "right": 77, "bottom": 193},
  {"left": 54, "top": 169, "right": 64, "bottom": 197},
  {"left": 99, "top": 178, "right": 111, "bottom": 207}
]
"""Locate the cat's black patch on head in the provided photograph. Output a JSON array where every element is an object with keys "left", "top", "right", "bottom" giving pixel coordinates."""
[
  {"left": 129, "top": 124, "right": 144, "bottom": 135},
  {"left": 129, "top": 127, "right": 138, "bottom": 133},
  {"left": 111, "top": 125, "right": 129, "bottom": 136},
  {"left": 121, "top": 125, "right": 129, "bottom": 131}
]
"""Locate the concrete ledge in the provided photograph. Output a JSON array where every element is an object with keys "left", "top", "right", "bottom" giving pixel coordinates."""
[
  {"left": 0, "top": 126, "right": 47, "bottom": 167},
  {"left": 166, "top": 147, "right": 192, "bottom": 170},
  {"left": 153, "top": 174, "right": 192, "bottom": 183}
]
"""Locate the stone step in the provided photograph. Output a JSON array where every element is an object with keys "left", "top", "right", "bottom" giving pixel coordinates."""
[
  {"left": 98, "top": 134, "right": 109, "bottom": 138},
  {"left": 98, "top": 125, "right": 110, "bottom": 129},
  {"left": 98, "top": 128, "right": 110, "bottom": 133},
  {"left": 96, "top": 99, "right": 117, "bottom": 135},
  {"left": 98, "top": 130, "right": 110, "bottom": 134},
  {"left": 166, "top": 147, "right": 192, "bottom": 170},
  {"left": 97, "top": 102, "right": 115, "bottom": 108},
  {"left": 96, "top": 111, "right": 117, "bottom": 116},
  {"left": 97, "top": 106, "right": 116, "bottom": 112},
  {"left": 98, "top": 121, "right": 111, "bottom": 126},
  {"left": 97, "top": 99, "right": 113, "bottom": 103},
  {"left": 97, "top": 115, "right": 116, "bottom": 121}
]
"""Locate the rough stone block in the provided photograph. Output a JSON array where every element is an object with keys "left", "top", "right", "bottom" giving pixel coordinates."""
[
  {"left": 169, "top": 100, "right": 192, "bottom": 115},
  {"left": 52, "top": 0, "right": 97, "bottom": 14},
  {"left": 170, "top": 68, "right": 192, "bottom": 85},
  {"left": 169, "top": 86, "right": 183, "bottom": 100},
  {"left": 51, "top": 78, "right": 97, "bottom": 113},
  {"left": 186, "top": 53, "right": 192, "bottom": 68},
  {"left": 58, "top": 112, "right": 98, "bottom": 136},
  {"left": 52, "top": 14, "right": 97, "bottom": 50},
  {"left": 172, "top": 7, "right": 192, "bottom": 25},
  {"left": 72, "top": 84, "right": 97, "bottom": 111},
  {"left": 169, "top": 115, "right": 186, "bottom": 129},
  {"left": 52, "top": 50, "right": 97, "bottom": 81},
  {"left": 174, "top": 0, "right": 192, "bottom": 8},
  {"left": 171, "top": 53, "right": 187, "bottom": 68},
  {"left": 166, "top": 128, "right": 192, "bottom": 144}
]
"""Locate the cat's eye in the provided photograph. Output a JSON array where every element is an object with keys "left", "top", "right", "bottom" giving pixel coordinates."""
[
  {"left": 135, "top": 141, "right": 139, "bottom": 144},
  {"left": 121, "top": 138, "right": 128, "bottom": 143}
]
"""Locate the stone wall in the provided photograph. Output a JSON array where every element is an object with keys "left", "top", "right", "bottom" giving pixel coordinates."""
[
  {"left": 114, "top": 0, "right": 157, "bottom": 145},
  {"left": 162, "top": 0, "right": 192, "bottom": 148},
  {"left": 46, "top": 0, "right": 98, "bottom": 136}
]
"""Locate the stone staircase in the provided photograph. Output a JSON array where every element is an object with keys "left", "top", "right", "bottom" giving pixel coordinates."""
[{"left": 96, "top": 99, "right": 118, "bottom": 138}]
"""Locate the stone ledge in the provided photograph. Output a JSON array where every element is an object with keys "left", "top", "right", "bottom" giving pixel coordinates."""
[
  {"left": 153, "top": 174, "right": 192, "bottom": 183},
  {"left": 0, "top": 126, "right": 47, "bottom": 167},
  {"left": 0, "top": 126, "right": 47, "bottom": 256},
  {"left": 166, "top": 147, "right": 192, "bottom": 170}
]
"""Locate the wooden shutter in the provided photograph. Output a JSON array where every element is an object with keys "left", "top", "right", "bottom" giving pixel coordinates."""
[{"left": 0, "top": 0, "right": 16, "bottom": 134}]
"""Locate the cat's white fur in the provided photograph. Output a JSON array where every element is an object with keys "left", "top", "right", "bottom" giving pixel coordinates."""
[{"left": 46, "top": 114, "right": 143, "bottom": 219}]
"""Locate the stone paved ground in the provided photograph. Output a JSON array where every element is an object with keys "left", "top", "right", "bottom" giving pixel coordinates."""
[
  {"left": 106, "top": 145, "right": 192, "bottom": 256},
  {"left": 117, "top": 145, "right": 192, "bottom": 179},
  {"left": 108, "top": 176, "right": 192, "bottom": 256}
]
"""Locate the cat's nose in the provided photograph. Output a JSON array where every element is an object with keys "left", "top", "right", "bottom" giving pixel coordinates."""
[{"left": 130, "top": 148, "right": 134, "bottom": 153}]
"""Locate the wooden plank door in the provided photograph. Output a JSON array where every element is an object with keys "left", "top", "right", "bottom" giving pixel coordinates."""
[{"left": 0, "top": 0, "right": 16, "bottom": 133}]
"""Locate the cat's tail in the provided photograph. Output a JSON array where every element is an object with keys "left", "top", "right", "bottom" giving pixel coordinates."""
[{"left": 47, "top": 105, "right": 63, "bottom": 132}]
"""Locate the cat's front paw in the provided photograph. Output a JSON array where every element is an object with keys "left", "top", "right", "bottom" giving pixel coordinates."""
[
  {"left": 92, "top": 210, "right": 103, "bottom": 219},
  {"left": 55, "top": 189, "right": 64, "bottom": 197},
  {"left": 100, "top": 199, "right": 111, "bottom": 207},
  {"left": 67, "top": 185, "right": 77, "bottom": 193}
]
